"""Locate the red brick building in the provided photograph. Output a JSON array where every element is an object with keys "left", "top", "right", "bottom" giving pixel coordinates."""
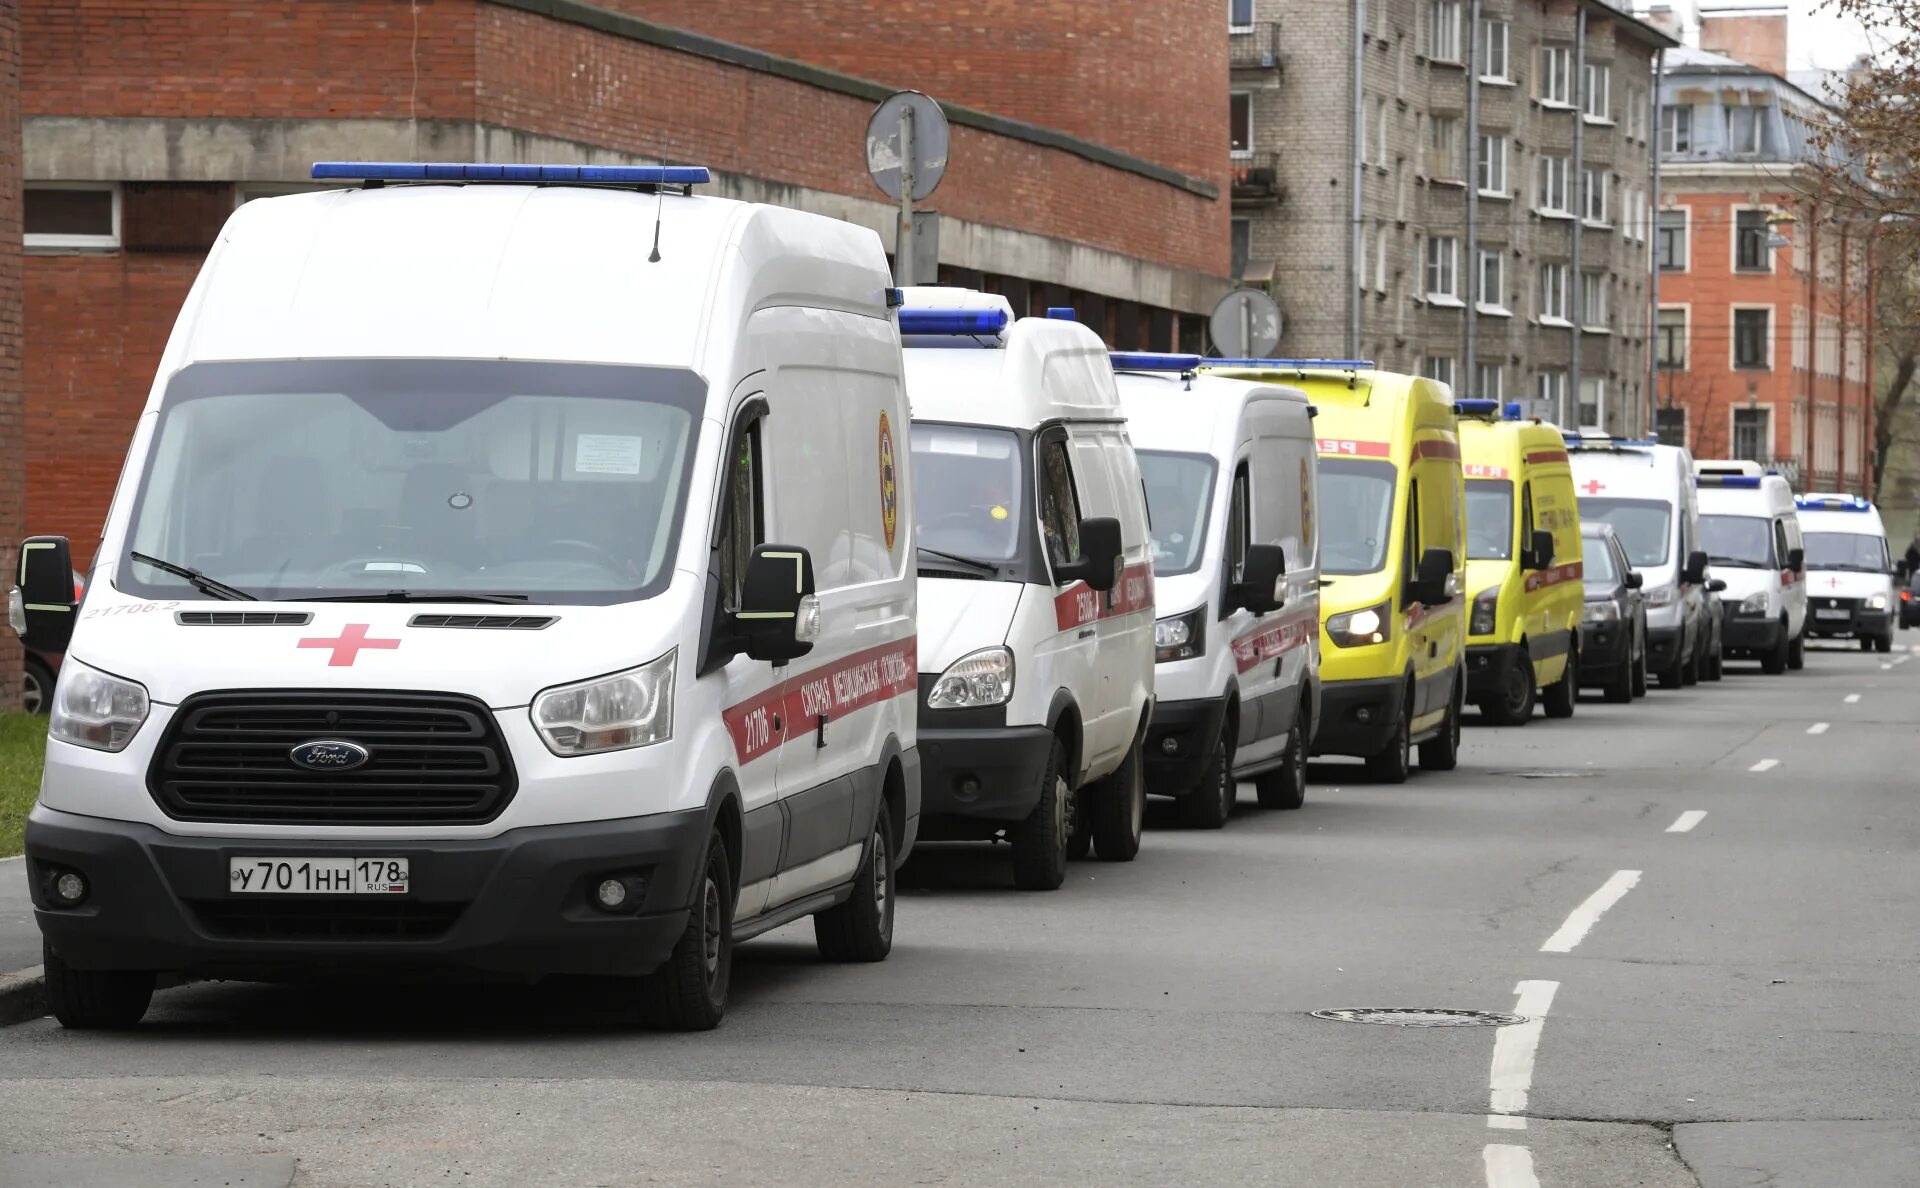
[
  {"left": 1, "top": 3, "right": 22, "bottom": 707},
  {"left": 11, "top": 0, "right": 1230, "bottom": 571}
]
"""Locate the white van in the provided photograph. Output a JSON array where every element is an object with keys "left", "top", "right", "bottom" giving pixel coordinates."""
[
  {"left": 1694, "top": 461, "right": 1807, "bottom": 674},
  {"left": 1567, "top": 437, "right": 1724, "bottom": 685},
  {"left": 901, "top": 288, "right": 1154, "bottom": 890},
  {"left": 1111, "top": 357, "right": 1320, "bottom": 826},
  {"left": 9, "top": 162, "right": 919, "bottom": 1031},
  {"left": 1796, "top": 493, "right": 1895, "bottom": 653}
]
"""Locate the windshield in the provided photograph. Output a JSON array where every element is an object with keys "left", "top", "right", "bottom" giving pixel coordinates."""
[
  {"left": 1581, "top": 536, "right": 1618, "bottom": 584},
  {"left": 910, "top": 423, "right": 1024, "bottom": 565},
  {"left": 1578, "top": 497, "right": 1672, "bottom": 567},
  {"left": 1465, "top": 480, "right": 1515, "bottom": 561},
  {"left": 1699, "top": 514, "right": 1777, "bottom": 569},
  {"left": 121, "top": 360, "right": 704, "bottom": 604},
  {"left": 1320, "top": 459, "right": 1397, "bottom": 576},
  {"left": 1137, "top": 451, "right": 1217, "bottom": 576},
  {"left": 1804, "top": 531, "right": 1887, "bottom": 572}
]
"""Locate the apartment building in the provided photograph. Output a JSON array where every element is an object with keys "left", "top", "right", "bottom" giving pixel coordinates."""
[
  {"left": 1231, "top": 0, "right": 1675, "bottom": 433},
  {"left": 1650, "top": 7, "right": 1876, "bottom": 493}
]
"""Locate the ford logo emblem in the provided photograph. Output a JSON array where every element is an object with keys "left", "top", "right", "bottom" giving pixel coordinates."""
[{"left": 289, "top": 739, "right": 370, "bottom": 772}]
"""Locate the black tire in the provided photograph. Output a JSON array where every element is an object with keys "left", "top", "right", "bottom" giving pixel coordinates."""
[
  {"left": 43, "top": 941, "right": 154, "bottom": 1031},
  {"left": 1630, "top": 635, "right": 1649, "bottom": 697},
  {"left": 1680, "top": 642, "right": 1699, "bottom": 685},
  {"left": 1761, "top": 626, "right": 1789, "bottom": 675},
  {"left": 1478, "top": 655, "right": 1535, "bottom": 726},
  {"left": 1603, "top": 655, "right": 1633, "bottom": 703},
  {"left": 1177, "top": 728, "right": 1236, "bottom": 829},
  {"left": 1255, "top": 696, "right": 1310, "bottom": 809},
  {"left": 1010, "top": 740, "right": 1071, "bottom": 890},
  {"left": 1861, "top": 637, "right": 1875, "bottom": 653},
  {"left": 643, "top": 832, "right": 733, "bottom": 1031},
  {"left": 1704, "top": 638, "right": 1724, "bottom": 682},
  {"left": 1658, "top": 644, "right": 1685, "bottom": 689},
  {"left": 21, "top": 656, "right": 54, "bottom": 716},
  {"left": 1364, "top": 687, "right": 1412, "bottom": 784},
  {"left": 1787, "top": 630, "right": 1806, "bottom": 671},
  {"left": 1089, "top": 732, "right": 1146, "bottom": 862},
  {"left": 1417, "top": 675, "right": 1462, "bottom": 772},
  {"left": 815, "top": 800, "right": 895, "bottom": 962},
  {"left": 1542, "top": 649, "right": 1578, "bottom": 718},
  {"left": 1876, "top": 632, "right": 1894, "bottom": 655}
]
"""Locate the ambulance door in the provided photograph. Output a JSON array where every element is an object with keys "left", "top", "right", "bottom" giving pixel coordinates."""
[
  {"left": 1235, "top": 410, "right": 1306, "bottom": 765},
  {"left": 1035, "top": 425, "right": 1107, "bottom": 777}
]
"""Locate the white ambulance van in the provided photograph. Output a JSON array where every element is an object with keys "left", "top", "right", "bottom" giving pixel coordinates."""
[
  {"left": 1694, "top": 461, "right": 1808, "bottom": 674},
  {"left": 9, "top": 162, "right": 919, "bottom": 1031},
  {"left": 1796, "top": 493, "right": 1896, "bottom": 653},
  {"left": 901, "top": 289, "right": 1154, "bottom": 891},
  {"left": 1111, "top": 356, "right": 1320, "bottom": 825}
]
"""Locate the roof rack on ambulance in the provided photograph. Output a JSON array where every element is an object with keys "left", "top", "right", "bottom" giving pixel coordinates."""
[{"left": 311, "top": 162, "right": 712, "bottom": 191}]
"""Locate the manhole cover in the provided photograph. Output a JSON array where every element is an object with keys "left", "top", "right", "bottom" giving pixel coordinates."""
[
  {"left": 1502, "top": 769, "right": 1599, "bottom": 780},
  {"left": 1310, "top": 1008, "right": 1527, "bottom": 1027}
]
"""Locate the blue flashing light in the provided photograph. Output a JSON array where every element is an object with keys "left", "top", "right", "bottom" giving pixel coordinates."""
[
  {"left": 1453, "top": 398, "right": 1501, "bottom": 417},
  {"left": 1795, "top": 494, "right": 1871, "bottom": 511},
  {"left": 1207, "top": 358, "right": 1374, "bottom": 370},
  {"left": 1696, "top": 474, "right": 1763, "bottom": 488},
  {"left": 311, "top": 162, "right": 712, "bottom": 185},
  {"left": 1046, "top": 307, "right": 1077, "bottom": 320},
  {"left": 1110, "top": 351, "right": 1203, "bottom": 372},
  {"left": 897, "top": 307, "right": 1010, "bottom": 336},
  {"left": 1565, "top": 434, "right": 1657, "bottom": 450},
  {"left": 1503, "top": 402, "right": 1524, "bottom": 420}
]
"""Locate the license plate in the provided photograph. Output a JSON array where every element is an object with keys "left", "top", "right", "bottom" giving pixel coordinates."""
[
  {"left": 1815, "top": 608, "right": 1850, "bottom": 620},
  {"left": 229, "top": 857, "right": 410, "bottom": 895}
]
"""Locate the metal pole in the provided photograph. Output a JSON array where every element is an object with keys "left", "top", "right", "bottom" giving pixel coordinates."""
[
  {"left": 1646, "top": 47, "right": 1664, "bottom": 440},
  {"left": 1349, "top": 0, "right": 1366, "bottom": 359},
  {"left": 1241, "top": 298, "right": 1253, "bottom": 359},
  {"left": 896, "top": 106, "right": 916, "bottom": 286},
  {"left": 1464, "top": 0, "right": 1482, "bottom": 395},
  {"left": 1569, "top": 7, "right": 1586, "bottom": 429}
]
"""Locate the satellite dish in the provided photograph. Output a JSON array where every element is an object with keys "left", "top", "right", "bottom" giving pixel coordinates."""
[
  {"left": 1209, "top": 289, "right": 1283, "bottom": 358},
  {"left": 866, "top": 91, "right": 950, "bottom": 202}
]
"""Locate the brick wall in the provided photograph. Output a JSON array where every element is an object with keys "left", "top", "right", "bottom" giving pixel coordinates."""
[{"left": 1, "top": 1, "right": 21, "bottom": 707}]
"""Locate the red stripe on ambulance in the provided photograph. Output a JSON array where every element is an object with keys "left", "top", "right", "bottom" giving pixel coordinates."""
[
  {"left": 722, "top": 637, "right": 918, "bottom": 765},
  {"left": 1526, "top": 449, "right": 1570, "bottom": 465},
  {"left": 1522, "top": 561, "right": 1585, "bottom": 592},
  {"left": 1232, "top": 618, "right": 1314, "bottom": 673},
  {"left": 1053, "top": 562, "right": 1155, "bottom": 632}
]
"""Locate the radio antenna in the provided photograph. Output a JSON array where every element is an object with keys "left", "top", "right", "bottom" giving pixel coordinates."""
[{"left": 647, "top": 178, "right": 666, "bottom": 264}]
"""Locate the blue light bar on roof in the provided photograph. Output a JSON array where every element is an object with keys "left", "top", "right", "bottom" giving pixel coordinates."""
[
  {"left": 1564, "top": 435, "right": 1657, "bottom": 449},
  {"left": 1208, "top": 358, "right": 1375, "bottom": 370},
  {"left": 1046, "top": 307, "right": 1077, "bottom": 320},
  {"left": 311, "top": 162, "right": 712, "bottom": 185},
  {"left": 1453, "top": 398, "right": 1500, "bottom": 417},
  {"left": 1696, "top": 474, "right": 1763, "bottom": 488},
  {"left": 897, "top": 307, "right": 1009, "bottom": 336},
  {"left": 1503, "top": 402, "right": 1524, "bottom": 420},
  {"left": 1795, "top": 494, "right": 1871, "bottom": 511},
  {"left": 1110, "top": 352, "right": 1203, "bottom": 372}
]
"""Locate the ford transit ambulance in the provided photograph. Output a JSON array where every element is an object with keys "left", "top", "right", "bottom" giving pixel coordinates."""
[
  {"left": 1694, "top": 461, "right": 1808, "bottom": 673},
  {"left": 1112, "top": 356, "right": 1320, "bottom": 825},
  {"left": 1456, "top": 401, "right": 1585, "bottom": 724},
  {"left": 901, "top": 290, "right": 1154, "bottom": 890},
  {"left": 1795, "top": 493, "right": 1896, "bottom": 653},
  {"left": 1208, "top": 362, "right": 1466, "bottom": 783},
  {"left": 1566, "top": 437, "right": 1723, "bottom": 686},
  {"left": 10, "top": 162, "right": 920, "bottom": 1032}
]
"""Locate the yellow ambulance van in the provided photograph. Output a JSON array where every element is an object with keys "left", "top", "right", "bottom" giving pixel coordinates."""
[
  {"left": 1205, "top": 361, "right": 1466, "bottom": 783},
  {"left": 1456, "top": 400, "right": 1586, "bottom": 724}
]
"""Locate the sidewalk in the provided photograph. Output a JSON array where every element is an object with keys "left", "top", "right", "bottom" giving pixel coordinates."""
[{"left": 0, "top": 856, "right": 46, "bottom": 1026}]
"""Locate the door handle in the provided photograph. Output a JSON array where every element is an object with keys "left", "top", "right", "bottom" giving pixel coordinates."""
[
  {"left": 1428, "top": 642, "right": 1437, "bottom": 659},
  {"left": 1077, "top": 627, "right": 1097, "bottom": 640}
]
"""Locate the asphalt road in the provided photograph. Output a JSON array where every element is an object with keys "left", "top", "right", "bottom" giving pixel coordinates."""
[{"left": 1, "top": 636, "right": 1916, "bottom": 1188}]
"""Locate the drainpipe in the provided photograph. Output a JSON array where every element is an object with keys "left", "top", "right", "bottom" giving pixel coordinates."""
[
  {"left": 1464, "top": 0, "right": 1482, "bottom": 395},
  {"left": 1569, "top": 6, "right": 1587, "bottom": 429},
  {"left": 1646, "top": 46, "right": 1664, "bottom": 439},
  {"left": 1350, "top": 0, "right": 1366, "bottom": 359}
]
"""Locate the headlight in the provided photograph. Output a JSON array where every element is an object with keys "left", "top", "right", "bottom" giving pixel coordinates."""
[
  {"left": 927, "top": 647, "right": 1013, "bottom": 709},
  {"left": 1470, "top": 587, "right": 1500, "bottom": 636},
  {"left": 1645, "top": 583, "right": 1677, "bottom": 608},
  {"left": 1583, "top": 600, "right": 1620, "bottom": 623},
  {"left": 1737, "top": 592, "right": 1768, "bottom": 614},
  {"left": 1867, "top": 593, "right": 1888, "bottom": 611},
  {"left": 1326, "top": 600, "right": 1391, "bottom": 647},
  {"left": 532, "top": 650, "right": 675, "bottom": 756},
  {"left": 1154, "top": 606, "right": 1207, "bottom": 663},
  {"left": 6, "top": 587, "right": 23, "bottom": 636},
  {"left": 48, "top": 661, "right": 150, "bottom": 752}
]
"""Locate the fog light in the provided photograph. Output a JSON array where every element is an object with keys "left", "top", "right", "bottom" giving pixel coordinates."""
[
  {"left": 53, "top": 870, "right": 87, "bottom": 906},
  {"left": 1356, "top": 707, "right": 1374, "bottom": 724},
  {"left": 955, "top": 775, "right": 982, "bottom": 802},
  {"left": 594, "top": 878, "right": 628, "bottom": 911},
  {"left": 1161, "top": 736, "right": 1180, "bottom": 755}
]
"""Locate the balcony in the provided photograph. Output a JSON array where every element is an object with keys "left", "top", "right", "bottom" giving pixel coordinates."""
[
  {"left": 1231, "top": 153, "right": 1285, "bottom": 205},
  {"left": 1229, "top": 21, "right": 1283, "bottom": 72}
]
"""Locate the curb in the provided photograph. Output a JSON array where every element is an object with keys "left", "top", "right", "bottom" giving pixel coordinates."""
[{"left": 0, "top": 965, "right": 47, "bottom": 1028}]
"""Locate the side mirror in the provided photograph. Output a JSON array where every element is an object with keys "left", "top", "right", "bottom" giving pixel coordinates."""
[
  {"left": 1234, "top": 544, "right": 1286, "bottom": 615},
  {"left": 1056, "top": 516, "right": 1123, "bottom": 593},
  {"left": 735, "top": 544, "right": 819, "bottom": 665},
  {"left": 1410, "top": 546, "right": 1455, "bottom": 606},
  {"left": 1682, "top": 549, "right": 1709, "bottom": 585},
  {"left": 1624, "top": 570, "right": 1644, "bottom": 590},
  {"left": 1786, "top": 546, "right": 1805, "bottom": 573},
  {"left": 10, "top": 536, "right": 78, "bottom": 653},
  {"left": 1524, "top": 530, "right": 1555, "bottom": 571},
  {"left": 1707, "top": 578, "right": 1727, "bottom": 593}
]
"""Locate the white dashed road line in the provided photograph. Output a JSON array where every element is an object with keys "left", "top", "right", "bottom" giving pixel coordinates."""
[
  {"left": 1489, "top": 980, "right": 1559, "bottom": 1125},
  {"left": 1541, "top": 872, "right": 1641, "bottom": 953},
  {"left": 1483, "top": 1143, "right": 1542, "bottom": 1188},
  {"left": 1666, "top": 810, "right": 1707, "bottom": 833},
  {"left": 1749, "top": 758, "right": 1780, "bottom": 773},
  {"left": 1807, "top": 722, "right": 1829, "bottom": 735},
  {"left": 1845, "top": 693, "right": 1861, "bottom": 703}
]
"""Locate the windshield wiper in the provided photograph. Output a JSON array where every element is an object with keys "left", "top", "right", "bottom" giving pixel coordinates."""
[
  {"left": 129, "top": 551, "right": 257, "bottom": 601},
  {"left": 916, "top": 546, "right": 1000, "bottom": 578},
  {"left": 291, "top": 591, "right": 536, "bottom": 604},
  {"left": 1706, "top": 555, "right": 1757, "bottom": 568}
]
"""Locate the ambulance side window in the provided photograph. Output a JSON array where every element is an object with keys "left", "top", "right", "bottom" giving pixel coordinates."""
[
  {"left": 1402, "top": 479, "right": 1422, "bottom": 600},
  {"left": 1772, "top": 519, "right": 1789, "bottom": 568},
  {"left": 716, "top": 420, "right": 763, "bottom": 611},
  {"left": 1521, "top": 483, "right": 1536, "bottom": 543},
  {"left": 1226, "top": 463, "right": 1251, "bottom": 584},
  {"left": 1038, "top": 432, "right": 1083, "bottom": 572}
]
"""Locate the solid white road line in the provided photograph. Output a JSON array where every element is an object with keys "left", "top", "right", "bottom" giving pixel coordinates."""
[
  {"left": 1484, "top": 1144, "right": 1541, "bottom": 1188},
  {"left": 1489, "top": 980, "right": 1559, "bottom": 1118},
  {"left": 1807, "top": 722, "right": 1830, "bottom": 735},
  {"left": 1845, "top": 694, "right": 1862, "bottom": 704},
  {"left": 1541, "top": 871, "right": 1642, "bottom": 953},
  {"left": 1749, "top": 758, "right": 1781, "bottom": 773},
  {"left": 1666, "top": 810, "right": 1707, "bottom": 833}
]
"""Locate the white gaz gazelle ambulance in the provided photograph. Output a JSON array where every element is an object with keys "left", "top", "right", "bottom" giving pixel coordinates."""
[
  {"left": 1796, "top": 492, "right": 1896, "bottom": 653},
  {"left": 1112, "top": 356, "right": 1320, "bottom": 825},
  {"left": 7, "top": 162, "right": 920, "bottom": 1031},
  {"left": 900, "top": 289, "right": 1155, "bottom": 891},
  {"left": 1694, "top": 461, "right": 1808, "bottom": 674}
]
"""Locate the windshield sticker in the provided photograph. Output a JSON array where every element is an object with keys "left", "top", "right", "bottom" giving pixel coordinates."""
[
  {"left": 879, "top": 412, "right": 899, "bottom": 552},
  {"left": 574, "top": 434, "right": 645, "bottom": 475},
  {"left": 1464, "top": 464, "right": 1510, "bottom": 479}
]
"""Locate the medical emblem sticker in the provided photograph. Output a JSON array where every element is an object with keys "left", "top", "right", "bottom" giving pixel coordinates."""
[{"left": 878, "top": 411, "right": 899, "bottom": 552}]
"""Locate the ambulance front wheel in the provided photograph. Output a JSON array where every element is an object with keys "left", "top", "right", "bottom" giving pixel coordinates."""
[
  {"left": 1178, "top": 728, "right": 1237, "bottom": 828},
  {"left": 1363, "top": 686, "right": 1412, "bottom": 784},
  {"left": 1009, "top": 741, "right": 1071, "bottom": 891},
  {"left": 814, "top": 800, "right": 895, "bottom": 963},
  {"left": 1255, "top": 698, "right": 1310, "bottom": 810},
  {"left": 643, "top": 830, "right": 733, "bottom": 1031},
  {"left": 1090, "top": 735, "right": 1146, "bottom": 861},
  {"left": 44, "top": 941, "right": 154, "bottom": 1031}
]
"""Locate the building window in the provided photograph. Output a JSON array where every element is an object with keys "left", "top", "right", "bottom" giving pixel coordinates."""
[
  {"left": 1428, "top": 115, "right": 1464, "bottom": 181},
  {"left": 1537, "top": 370, "right": 1569, "bottom": 418},
  {"left": 1478, "top": 249, "right": 1507, "bottom": 311},
  {"left": 1657, "top": 209, "right": 1688, "bottom": 270},
  {"left": 1726, "top": 106, "right": 1763, "bottom": 155},
  {"left": 1625, "top": 84, "right": 1647, "bottom": 139},
  {"left": 1536, "top": 155, "right": 1571, "bottom": 216},
  {"left": 23, "top": 184, "right": 121, "bottom": 250},
  {"left": 1230, "top": 93, "right": 1253, "bottom": 157},
  {"left": 1816, "top": 313, "right": 1840, "bottom": 376},
  {"left": 1660, "top": 105, "right": 1693, "bottom": 154},
  {"left": 1583, "top": 63, "right": 1611, "bottom": 121},
  {"left": 1538, "top": 46, "right": 1573, "bottom": 105},
  {"left": 1580, "top": 271, "right": 1609, "bottom": 329},
  {"left": 1579, "top": 378, "right": 1606, "bottom": 429},
  {"left": 1655, "top": 407, "right": 1687, "bottom": 447},
  {"left": 1732, "top": 407, "right": 1770, "bottom": 462},
  {"left": 1478, "top": 18, "right": 1509, "bottom": 81},
  {"left": 1581, "top": 168, "right": 1610, "bottom": 225},
  {"left": 1426, "top": 235, "right": 1460, "bottom": 301},
  {"left": 1657, "top": 308, "right": 1688, "bottom": 369},
  {"left": 1231, "top": 217, "right": 1252, "bottom": 280},
  {"left": 1428, "top": 0, "right": 1463, "bottom": 61},
  {"left": 1734, "top": 308, "right": 1771, "bottom": 370},
  {"left": 1735, "top": 210, "right": 1771, "bottom": 272},
  {"left": 1423, "top": 355, "right": 1457, "bottom": 387},
  {"left": 1475, "top": 362, "right": 1504, "bottom": 400},
  {"left": 1790, "top": 306, "right": 1809, "bottom": 371},
  {"left": 1375, "top": 223, "right": 1391, "bottom": 292},
  {"left": 1846, "top": 326, "right": 1865, "bottom": 382},
  {"left": 1477, "top": 134, "right": 1508, "bottom": 195},
  {"left": 1373, "top": 97, "right": 1390, "bottom": 166},
  {"left": 1538, "top": 262, "right": 1568, "bottom": 322},
  {"left": 1229, "top": 0, "right": 1255, "bottom": 30}
]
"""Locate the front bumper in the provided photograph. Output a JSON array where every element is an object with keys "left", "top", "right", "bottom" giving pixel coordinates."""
[
  {"left": 1721, "top": 614, "right": 1784, "bottom": 653},
  {"left": 26, "top": 804, "right": 711, "bottom": 979},
  {"left": 1465, "top": 643, "right": 1526, "bottom": 702},
  {"left": 1311, "top": 676, "right": 1404, "bottom": 759},
  {"left": 1144, "top": 695, "right": 1230, "bottom": 795},
  {"left": 1646, "top": 623, "right": 1686, "bottom": 673},
  {"left": 915, "top": 725, "right": 1056, "bottom": 832},
  {"left": 1579, "top": 617, "right": 1633, "bottom": 676},
  {"left": 1806, "top": 607, "right": 1892, "bottom": 638}
]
